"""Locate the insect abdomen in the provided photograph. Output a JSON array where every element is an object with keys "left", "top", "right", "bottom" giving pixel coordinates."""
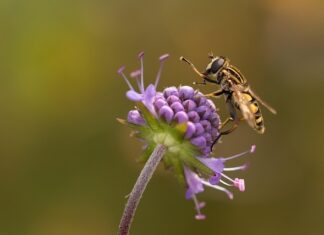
[{"left": 242, "top": 92, "right": 265, "bottom": 134}]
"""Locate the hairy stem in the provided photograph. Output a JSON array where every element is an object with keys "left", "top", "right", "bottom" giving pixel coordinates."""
[{"left": 118, "top": 144, "right": 167, "bottom": 235}]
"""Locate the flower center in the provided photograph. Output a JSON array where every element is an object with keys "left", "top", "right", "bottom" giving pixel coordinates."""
[{"left": 152, "top": 132, "right": 183, "bottom": 154}]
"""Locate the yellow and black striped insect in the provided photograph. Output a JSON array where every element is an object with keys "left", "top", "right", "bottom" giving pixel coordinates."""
[{"left": 180, "top": 53, "right": 277, "bottom": 147}]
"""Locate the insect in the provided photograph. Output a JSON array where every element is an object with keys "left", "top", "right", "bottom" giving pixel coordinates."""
[{"left": 180, "top": 53, "right": 277, "bottom": 148}]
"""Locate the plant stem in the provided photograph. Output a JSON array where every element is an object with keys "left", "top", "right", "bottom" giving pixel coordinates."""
[{"left": 118, "top": 144, "right": 167, "bottom": 235}]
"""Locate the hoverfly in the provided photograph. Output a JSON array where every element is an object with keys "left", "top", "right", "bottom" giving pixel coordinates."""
[{"left": 180, "top": 53, "right": 276, "bottom": 147}]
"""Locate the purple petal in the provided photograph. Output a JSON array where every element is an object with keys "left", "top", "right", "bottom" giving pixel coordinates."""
[
  {"left": 191, "top": 136, "right": 207, "bottom": 148},
  {"left": 179, "top": 86, "right": 195, "bottom": 100},
  {"left": 155, "top": 92, "right": 164, "bottom": 99},
  {"left": 208, "top": 112, "right": 219, "bottom": 120},
  {"left": 209, "top": 173, "right": 221, "bottom": 185},
  {"left": 174, "top": 111, "right": 189, "bottom": 124},
  {"left": 200, "top": 120, "right": 211, "bottom": 132},
  {"left": 203, "top": 133, "right": 212, "bottom": 143},
  {"left": 185, "top": 121, "right": 196, "bottom": 139},
  {"left": 198, "top": 158, "right": 224, "bottom": 173},
  {"left": 211, "top": 127, "right": 219, "bottom": 138},
  {"left": 127, "top": 110, "right": 145, "bottom": 125},
  {"left": 196, "top": 106, "right": 208, "bottom": 119},
  {"left": 194, "top": 95, "right": 207, "bottom": 106},
  {"left": 159, "top": 105, "right": 174, "bottom": 123},
  {"left": 163, "top": 86, "right": 179, "bottom": 98},
  {"left": 194, "top": 123, "right": 204, "bottom": 136},
  {"left": 142, "top": 85, "right": 156, "bottom": 114},
  {"left": 209, "top": 112, "right": 220, "bottom": 122},
  {"left": 166, "top": 95, "right": 180, "bottom": 105},
  {"left": 183, "top": 99, "right": 197, "bottom": 112},
  {"left": 202, "top": 109, "right": 211, "bottom": 120},
  {"left": 170, "top": 102, "right": 184, "bottom": 113},
  {"left": 201, "top": 147, "right": 211, "bottom": 155},
  {"left": 206, "top": 99, "right": 216, "bottom": 109},
  {"left": 185, "top": 189, "right": 194, "bottom": 200},
  {"left": 187, "top": 111, "right": 200, "bottom": 123},
  {"left": 154, "top": 98, "right": 167, "bottom": 110},
  {"left": 210, "top": 117, "right": 220, "bottom": 128},
  {"left": 144, "top": 84, "right": 156, "bottom": 100},
  {"left": 184, "top": 167, "right": 204, "bottom": 197},
  {"left": 199, "top": 96, "right": 207, "bottom": 105},
  {"left": 126, "top": 90, "right": 142, "bottom": 101}
]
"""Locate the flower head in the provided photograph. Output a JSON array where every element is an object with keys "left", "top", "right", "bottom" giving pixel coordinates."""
[{"left": 117, "top": 52, "right": 255, "bottom": 219}]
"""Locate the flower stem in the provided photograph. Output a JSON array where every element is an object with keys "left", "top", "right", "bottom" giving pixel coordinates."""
[{"left": 118, "top": 144, "right": 167, "bottom": 235}]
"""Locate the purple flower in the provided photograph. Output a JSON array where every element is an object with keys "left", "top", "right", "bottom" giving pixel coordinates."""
[
  {"left": 117, "top": 52, "right": 255, "bottom": 220},
  {"left": 184, "top": 145, "right": 256, "bottom": 219},
  {"left": 118, "top": 52, "right": 220, "bottom": 155},
  {"left": 118, "top": 52, "right": 170, "bottom": 115},
  {"left": 127, "top": 110, "right": 146, "bottom": 125}
]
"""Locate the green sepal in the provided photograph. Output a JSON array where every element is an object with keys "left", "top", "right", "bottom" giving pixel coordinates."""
[
  {"left": 158, "top": 122, "right": 187, "bottom": 144},
  {"left": 162, "top": 152, "right": 173, "bottom": 170},
  {"left": 130, "top": 129, "right": 152, "bottom": 141},
  {"left": 171, "top": 157, "right": 185, "bottom": 185},
  {"left": 136, "top": 102, "right": 160, "bottom": 131},
  {"left": 137, "top": 143, "right": 156, "bottom": 163},
  {"left": 122, "top": 101, "right": 215, "bottom": 183},
  {"left": 178, "top": 151, "right": 214, "bottom": 176},
  {"left": 116, "top": 118, "right": 145, "bottom": 132}
]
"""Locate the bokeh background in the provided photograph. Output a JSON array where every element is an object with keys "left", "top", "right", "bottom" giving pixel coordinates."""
[{"left": 1, "top": 0, "right": 324, "bottom": 234}]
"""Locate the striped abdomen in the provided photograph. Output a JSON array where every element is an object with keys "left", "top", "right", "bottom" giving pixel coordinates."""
[{"left": 234, "top": 91, "right": 265, "bottom": 134}]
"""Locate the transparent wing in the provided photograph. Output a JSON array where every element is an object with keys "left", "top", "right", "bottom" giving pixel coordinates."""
[
  {"left": 248, "top": 87, "right": 277, "bottom": 114},
  {"left": 230, "top": 83, "right": 256, "bottom": 129}
]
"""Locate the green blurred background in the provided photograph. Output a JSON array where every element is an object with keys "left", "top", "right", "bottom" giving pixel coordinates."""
[{"left": 1, "top": 0, "right": 324, "bottom": 234}]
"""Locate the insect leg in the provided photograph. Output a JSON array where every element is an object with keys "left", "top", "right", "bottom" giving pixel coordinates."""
[
  {"left": 179, "top": 56, "right": 206, "bottom": 79},
  {"left": 193, "top": 80, "right": 207, "bottom": 86},
  {"left": 211, "top": 121, "right": 239, "bottom": 152},
  {"left": 219, "top": 117, "right": 233, "bottom": 129},
  {"left": 211, "top": 99, "right": 239, "bottom": 151},
  {"left": 215, "top": 117, "right": 244, "bottom": 145},
  {"left": 220, "top": 114, "right": 245, "bottom": 136},
  {"left": 204, "top": 89, "right": 224, "bottom": 98}
]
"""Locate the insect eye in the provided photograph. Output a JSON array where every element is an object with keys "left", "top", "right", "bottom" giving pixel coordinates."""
[{"left": 211, "top": 58, "right": 224, "bottom": 73}]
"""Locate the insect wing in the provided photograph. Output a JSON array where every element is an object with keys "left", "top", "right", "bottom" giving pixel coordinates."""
[
  {"left": 231, "top": 84, "right": 256, "bottom": 129},
  {"left": 248, "top": 87, "right": 277, "bottom": 114}
]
